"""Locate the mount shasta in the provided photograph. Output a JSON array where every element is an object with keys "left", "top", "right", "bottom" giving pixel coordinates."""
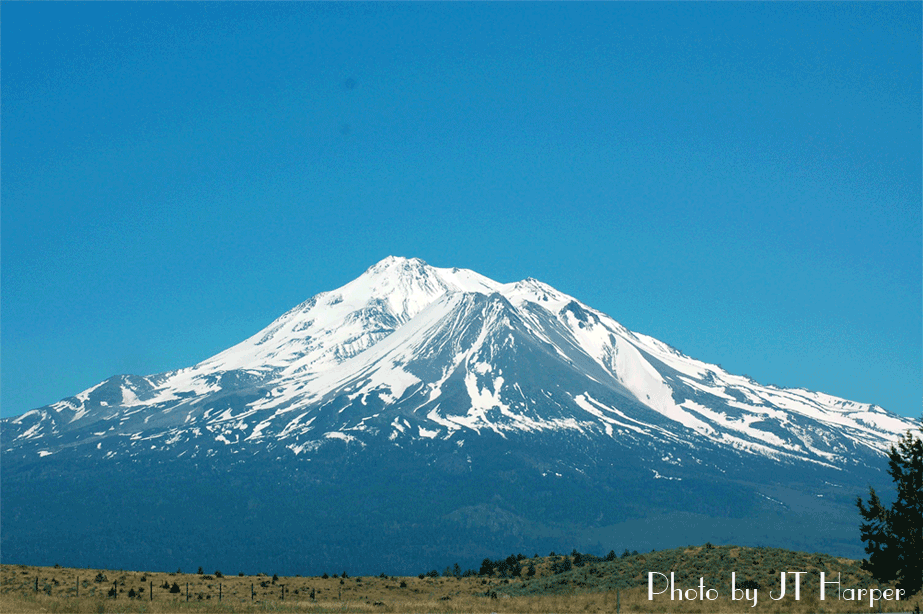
[{"left": 2, "top": 256, "right": 915, "bottom": 575}]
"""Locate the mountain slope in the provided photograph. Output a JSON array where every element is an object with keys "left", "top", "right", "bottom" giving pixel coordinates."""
[
  {"left": 5, "top": 257, "right": 909, "bottom": 466},
  {"left": 1, "top": 256, "right": 915, "bottom": 574}
]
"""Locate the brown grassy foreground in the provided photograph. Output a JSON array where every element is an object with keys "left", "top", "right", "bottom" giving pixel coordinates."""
[{"left": 1, "top": 546, "right": 920, "bottom": 614}]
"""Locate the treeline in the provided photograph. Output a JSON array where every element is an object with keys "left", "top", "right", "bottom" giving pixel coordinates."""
[{"left": 418, "top": 547, "right": 643, "bottom": 580}]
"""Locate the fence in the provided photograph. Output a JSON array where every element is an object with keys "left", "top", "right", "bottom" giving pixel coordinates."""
[{"left": 30, "top": 575, "right": 299, "bottom": 604}]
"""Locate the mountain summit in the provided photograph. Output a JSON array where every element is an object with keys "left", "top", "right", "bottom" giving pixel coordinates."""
[
  {"left": 2, "top": 256, "right": 914, "bottom": 574},
  {"left": 7, "top": 256, "right": 907, "bottom": 463}
]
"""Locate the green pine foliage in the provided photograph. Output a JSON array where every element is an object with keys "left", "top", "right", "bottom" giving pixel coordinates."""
[
  {"left": 478, "top": 555, "right": 524, "bottom": 578},
  {"left": 857, "top": 423, "right": 923, "bottom": 595}
]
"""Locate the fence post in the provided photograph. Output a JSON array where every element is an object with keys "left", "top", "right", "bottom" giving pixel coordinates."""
[
  {"left": 617, "top": 588, "right": 621, "bottom": 614},
  {"left": 35, "top": 577, "right": 38, "bottom": 593},
  {"left": 150, "top": 580, "right": 153, "bottom": 601},
  {"left": 251, "top": 583, "right": 254, "bottom": 601},
  {"left": 76, "top": 577, "right": 79, "bottom": 598},
  {"left": 219, "top": 582, "right": 222, "bottom": 601},
  {"left": 281, "top": 585, "right": 284, "bottom": 600},
  {"left": 186, "top": 582, "right": 189, "bottom": 601}
]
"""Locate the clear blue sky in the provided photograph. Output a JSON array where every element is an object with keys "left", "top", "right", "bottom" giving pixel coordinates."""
[{"left": 2, "top": 3, "right": 920, "bottom": 419}]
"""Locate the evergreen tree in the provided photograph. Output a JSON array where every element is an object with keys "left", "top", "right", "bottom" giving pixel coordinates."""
[{"left": 857, "top": 424, "right": 923, "bottom": 595}]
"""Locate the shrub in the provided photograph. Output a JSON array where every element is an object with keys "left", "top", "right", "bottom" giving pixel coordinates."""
[
  {"left": 417, "top": 574, "right": 425, "bottom": 580},
  {"left": 272, "top": 573, "right": 279, "bottom": 584},
  {"left": 605, "top": 550, "right": 616, "bottom": 561},
  {"left": 215, "top": 571, "right": 223, "bottom": 578},
  {"left": 399, "top": 581, "right": 407, "bottom": 588},
  {"left": 197, "top": 567, "right": 204, "bottom": 575},
  {"left": 550, "top": 556, "right": 572, "bottom": 574},
  {"left": 170, "top": 582, "right": 181, "bottom": 594},
  {"left": 238, "top": 572, "right": 244, "bottom": 577},
  {"left": 322, "top": 573, "right": 329, "bottom": 579}
]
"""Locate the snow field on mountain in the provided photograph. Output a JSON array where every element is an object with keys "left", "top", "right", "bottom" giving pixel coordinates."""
[{"left": 6, "top": 256, "right": 916, "bottom": 469}]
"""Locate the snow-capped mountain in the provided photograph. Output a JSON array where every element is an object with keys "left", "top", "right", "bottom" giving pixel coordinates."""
[
  {"left": 2, "top": 256, "right": 916, "bottom": 574},
  {"left": 5, "top": 256, "right": 910, "bottom": 465}
]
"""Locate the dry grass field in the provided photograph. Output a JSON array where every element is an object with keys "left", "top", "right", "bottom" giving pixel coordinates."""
[{"left": 1, "top": 546, "right": 919, "bottom": 614}]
